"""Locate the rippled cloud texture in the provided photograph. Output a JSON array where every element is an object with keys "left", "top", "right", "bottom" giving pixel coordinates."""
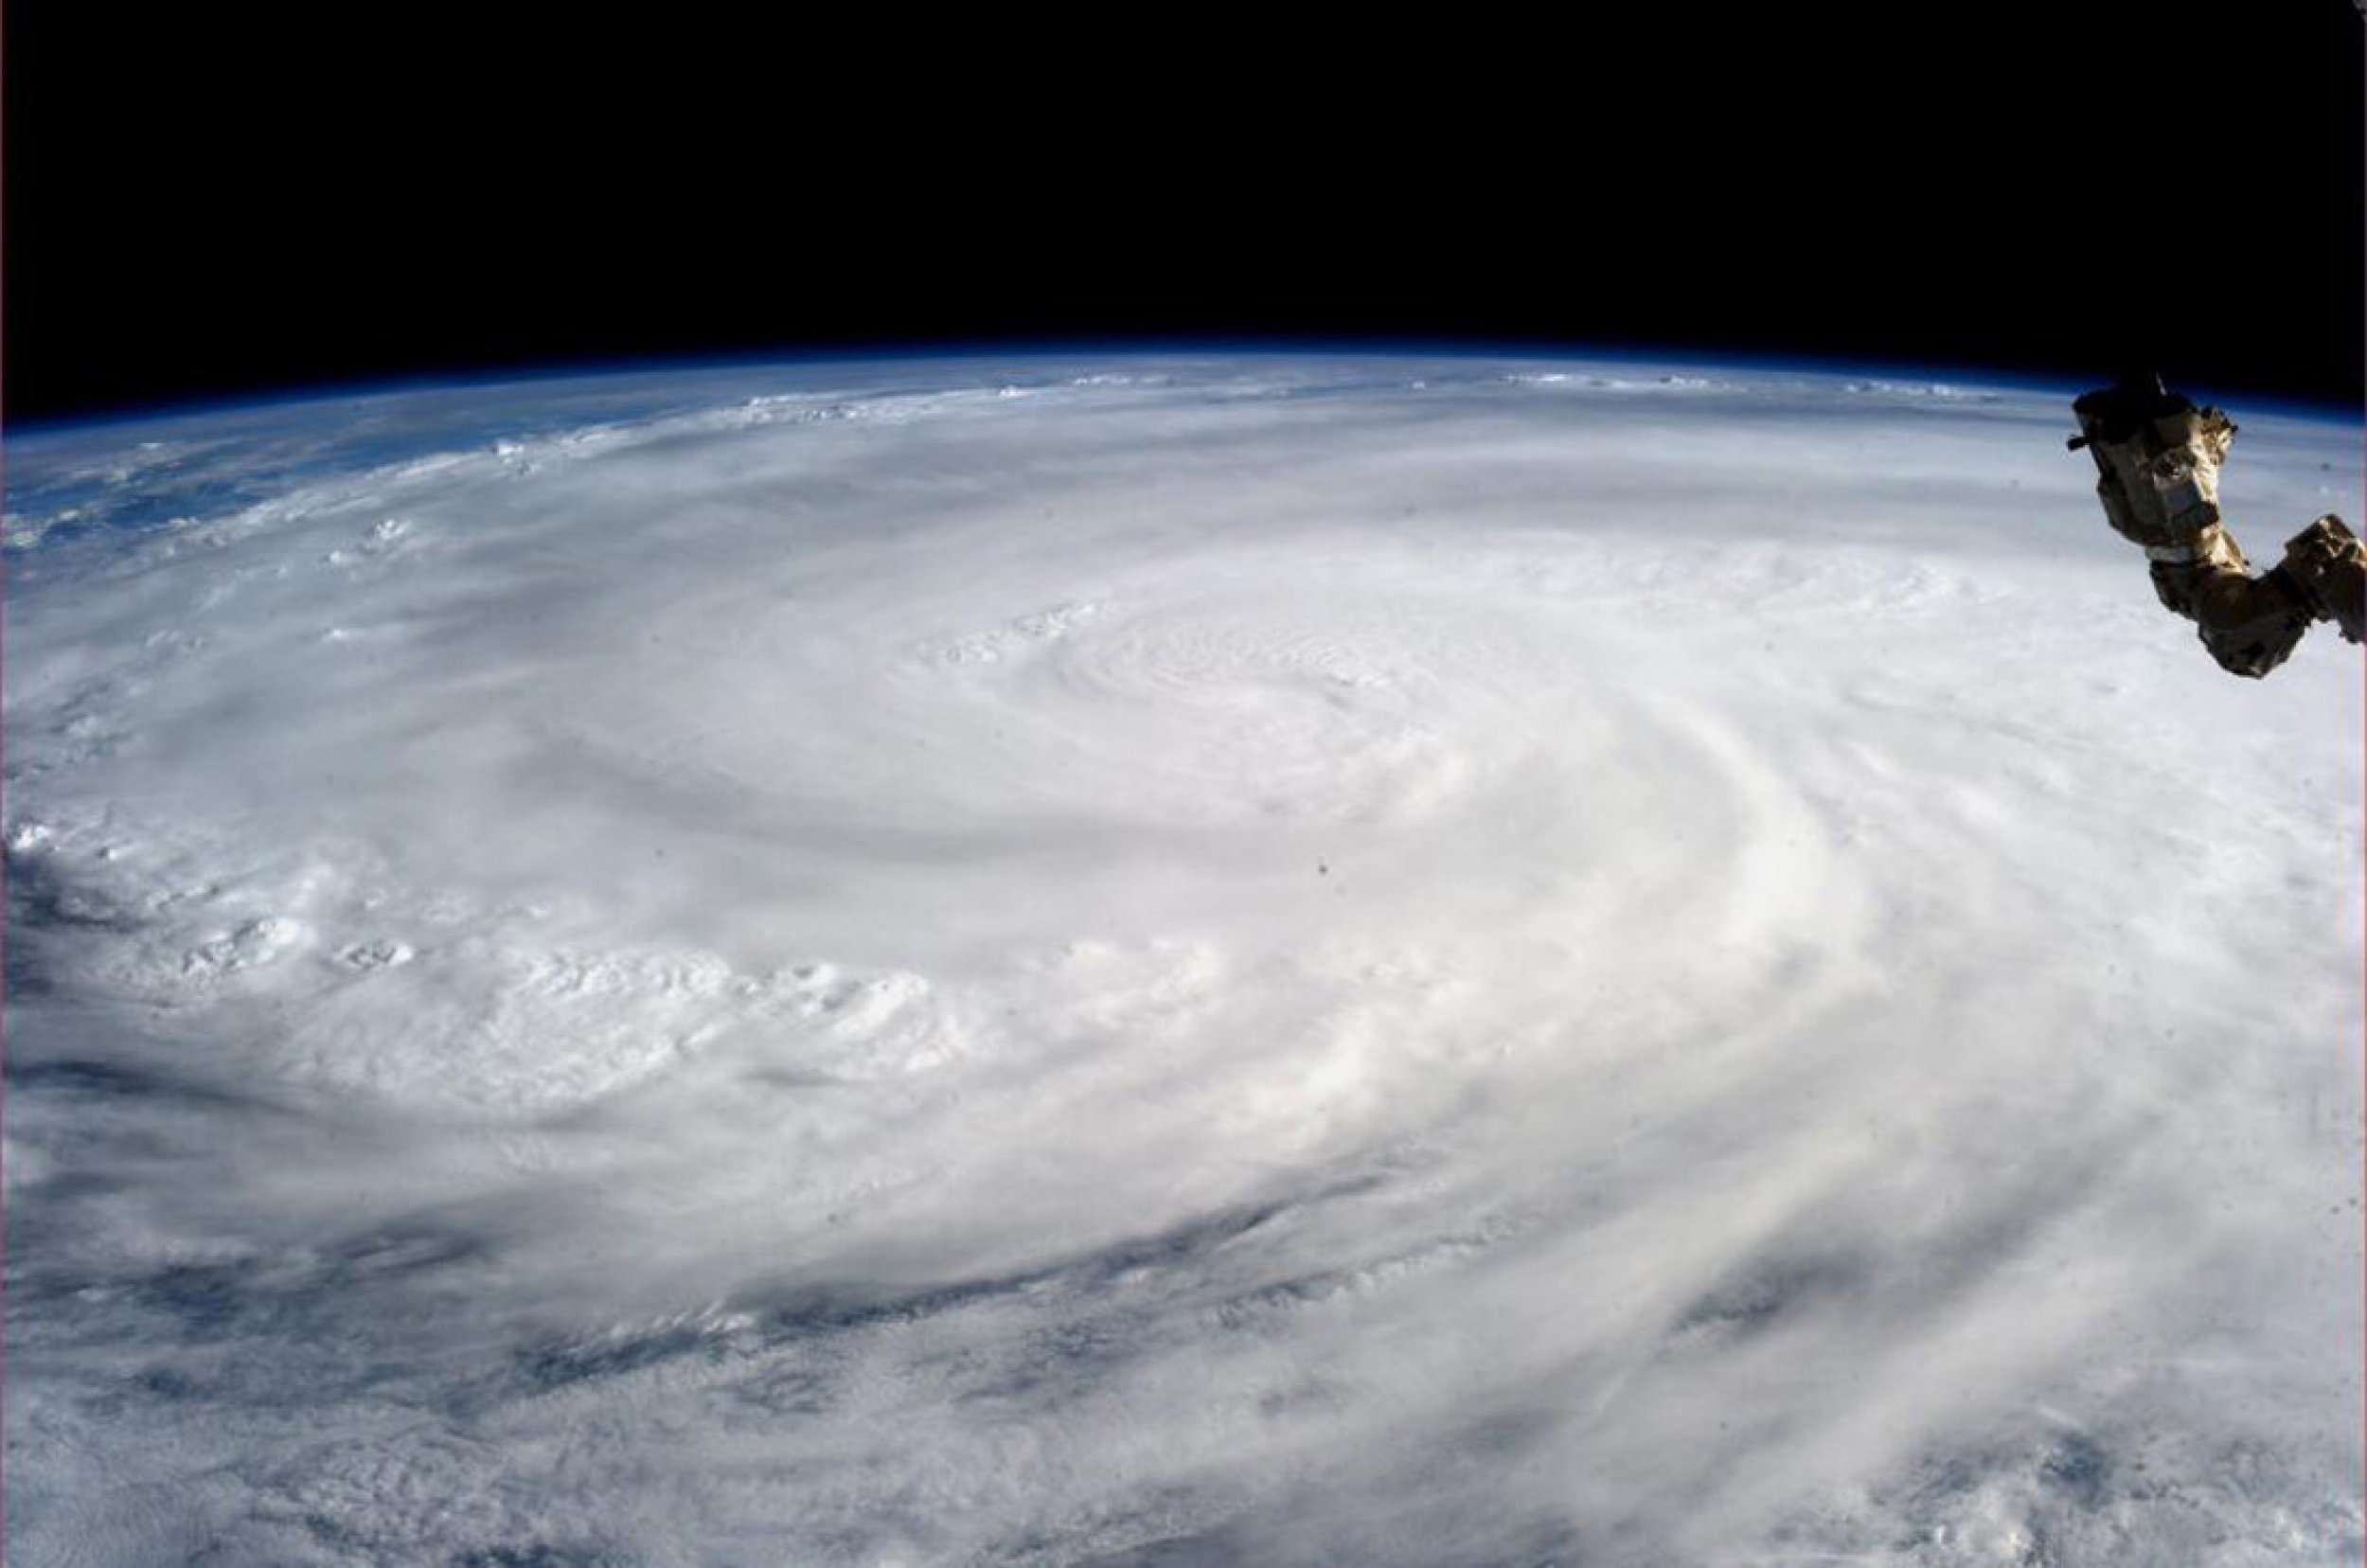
[{"left": 6, "top": 358, "right": 2360, "bottom": 1564}]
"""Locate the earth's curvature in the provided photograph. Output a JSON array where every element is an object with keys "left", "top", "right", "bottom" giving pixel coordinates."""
[{"left": 4, "top": 354, "right": 2360, "bottom": 1565}]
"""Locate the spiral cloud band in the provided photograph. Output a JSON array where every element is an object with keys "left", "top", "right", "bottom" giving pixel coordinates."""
[{"left": 5, "top": 358, "right": 2359, "bottom": 1564}]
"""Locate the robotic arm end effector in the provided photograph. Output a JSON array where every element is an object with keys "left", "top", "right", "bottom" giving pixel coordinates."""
[{"left": 2274, "top": 515, "right": 2365, "bottom": 646}]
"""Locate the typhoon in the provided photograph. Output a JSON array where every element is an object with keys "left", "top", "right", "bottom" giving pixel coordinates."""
[{"left": 4, "top": 355, "right": 2359, "bottom": 1566}]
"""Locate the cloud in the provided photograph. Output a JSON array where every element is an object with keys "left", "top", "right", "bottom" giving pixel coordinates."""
[{"left": 6, "top": 358, "right": 2358, "bottom": 1564}]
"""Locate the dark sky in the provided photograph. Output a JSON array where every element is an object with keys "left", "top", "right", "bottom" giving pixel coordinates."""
[{"left": 7, "top": 3, "right": 2362, "bottom": 424}]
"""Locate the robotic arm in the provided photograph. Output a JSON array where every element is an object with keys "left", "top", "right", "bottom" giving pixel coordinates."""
[{"left": 2068, "top": 372, "right": 2362, "bottom": 677}]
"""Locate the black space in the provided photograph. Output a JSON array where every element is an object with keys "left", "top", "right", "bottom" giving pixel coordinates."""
[{"left": 7, "top": 4, "right": 2362, "bottom": 423}]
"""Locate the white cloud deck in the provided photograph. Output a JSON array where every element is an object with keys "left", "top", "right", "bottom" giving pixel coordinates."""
[{"left": 6, "top": 356, "right": 2360, "bottom": 1564}]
